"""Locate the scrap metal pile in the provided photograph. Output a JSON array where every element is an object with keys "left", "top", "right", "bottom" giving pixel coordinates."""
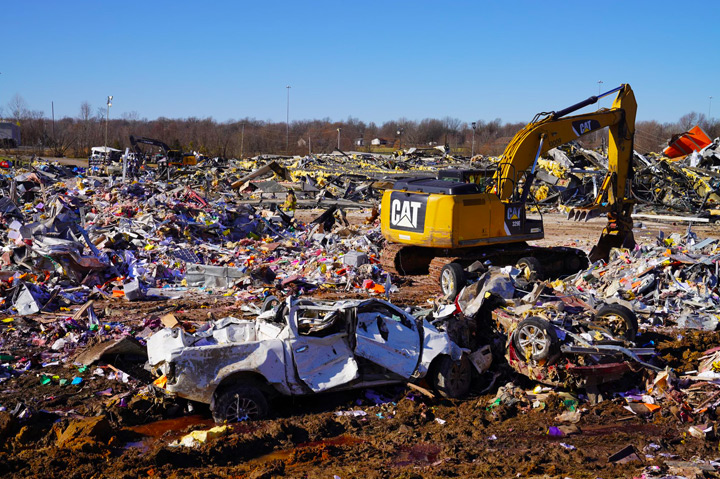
[
  {"left": 437, "top": 225, "right": 720, "bottom": 437},
  {"left": 235, "top": 129, "right": 720, "bottom": 225},
  {"left": 530, "top": 135, "right": 720, "bottom": 221}
]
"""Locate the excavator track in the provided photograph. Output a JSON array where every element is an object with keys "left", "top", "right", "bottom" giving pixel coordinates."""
[
  {"left": 380, "top": 241, "right": 589, "bottom": 294},
  {"left": 378, "top": 243, "right": 404, "bottom": 276},
  {"left": 379, "top": 243, "right": 434, "bottom": 276},
  {"left": 380, "top": 242, "right": 462, "bottom": 288},
  {"left": 427, "top": 256, "right": 460, "bottom": 286}
]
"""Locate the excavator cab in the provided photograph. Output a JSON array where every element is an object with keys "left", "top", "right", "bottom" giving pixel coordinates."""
[{"left": 437, "top": 168, "right": 495, "bottom": 189}]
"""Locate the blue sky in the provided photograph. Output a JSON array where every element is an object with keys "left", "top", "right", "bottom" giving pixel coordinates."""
[{"left": 2, "top": 0, "right": 719, "bottom": 125}]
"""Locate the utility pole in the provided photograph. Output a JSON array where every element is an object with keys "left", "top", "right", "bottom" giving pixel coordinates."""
[
  {"left": 105, "top": 95, "right": 113, "bottom": 155},
  {"left": 710, "top": 96, "right": 713, "bottom": 119},
  {"left": 286, "top": 86, "right": 291, "bottom": 153},
  {"left": 471, "top": 121, "right": 476, "bottom": 158},
  {"left": 240, "top": 122, "right": 245, "bottom": 158},
  {"left": 336, "top": 128, "right": 341, "bottom": 150},
  {"left": 51, "top": 101, "right": 55, "bottom": 146}
]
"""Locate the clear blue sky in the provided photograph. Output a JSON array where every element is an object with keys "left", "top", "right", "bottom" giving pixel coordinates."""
[{"left": 3, "top": 0, "right": 719, "bottom": 125}]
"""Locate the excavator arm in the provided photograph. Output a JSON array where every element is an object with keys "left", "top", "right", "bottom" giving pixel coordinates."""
[
  {"left": 492, "top": 84, "right": 637, "bottom": 262},
  {"left": 129, "top": 135, "right": 171, "bottom": 156}
]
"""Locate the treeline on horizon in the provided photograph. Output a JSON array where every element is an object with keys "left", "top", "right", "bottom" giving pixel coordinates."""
[{"left": 2, "top": 94, "right": 719, "bottom": 159}]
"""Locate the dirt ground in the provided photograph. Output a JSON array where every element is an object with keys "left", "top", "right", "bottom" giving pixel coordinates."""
[{"left": 1, "top": 211, "right": 719, "bottom": 478}]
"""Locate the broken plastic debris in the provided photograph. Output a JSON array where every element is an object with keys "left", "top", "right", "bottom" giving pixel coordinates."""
[{"left": 176, "top": 425, "right": 230, "bottom": 447}]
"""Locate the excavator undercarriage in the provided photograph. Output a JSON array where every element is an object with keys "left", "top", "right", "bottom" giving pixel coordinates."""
[{"left": 380, "top": 242, "right": 589, "bottom": 291}]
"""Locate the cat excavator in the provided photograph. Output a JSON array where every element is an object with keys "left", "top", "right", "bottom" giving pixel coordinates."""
[
  {"left": 129, "top": 135, "right": 197, "bottom": 167},
  {"left": 380, "top": 84, "right": 637, "bottom": 299}
]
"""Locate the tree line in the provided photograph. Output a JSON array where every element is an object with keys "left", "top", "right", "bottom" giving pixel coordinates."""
[{"left": 2, "top": 93, "right": 719, "bottom": 159}]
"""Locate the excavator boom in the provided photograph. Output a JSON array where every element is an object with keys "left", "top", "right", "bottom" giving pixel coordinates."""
[
  {"left": 129, "top": 135, "right": 198, "bottom": 167},
  {"left": 493, "top": 84, "right": 637, "bottom": 261}
]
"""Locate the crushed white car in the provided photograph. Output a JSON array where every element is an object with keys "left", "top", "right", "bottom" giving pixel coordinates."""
[{"left": 147, "top": 298, "right": 472, "bottom": 422}]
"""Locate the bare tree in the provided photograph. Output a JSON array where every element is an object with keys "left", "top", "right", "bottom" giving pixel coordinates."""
[
  {"left": 76, "top": 101, "right": 95, "bottom": 157},
  {"left": 121, "top": 111, "right": 139, "bottom": 121},
  {"left": 678, "top": 112, "right": 700, "bottom": 131},
  {"left": 51, "top": 118, "right": 77, "bottom": 157},
  {"left": 417, "top": 118, "right": 445, "bottom": 145},
  {"left": 7, "top": 94, "right": 29, "bottom": 122}
]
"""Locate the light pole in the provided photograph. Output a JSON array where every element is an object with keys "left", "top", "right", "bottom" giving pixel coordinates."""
[
  {"left": 286, "top": 86, "right": 291, "bottom": 153},
  {"left": 597, "top": 80, "right": 603, "bottom": 109},
  {"left": 397, "top": 127, "right": 404, "bottom": 150},
  {"left": 240, "top": 122, "right": 245, "bottom": 159},
  {"left": 710, "top": 96, "right": 713, "bottom": 119},
  {"left": 105, "top": 95, "right": 113, "bottom": 154},
  {"left": 471, "top": 121, "right": 477, "bottom": 157},
  {"left": 336, "top": 128, "right": 342, "bottom": 150}
]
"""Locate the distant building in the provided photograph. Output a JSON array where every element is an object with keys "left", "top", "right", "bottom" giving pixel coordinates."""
[
  {"left": 0, "top": 122, "right": 21, "bottom": 147},
  {"left": 355, "top": 137, "right": 365, "bottom": 147},
  {"left": 371, "top": 138, "right": 388, "bottom": 146}
]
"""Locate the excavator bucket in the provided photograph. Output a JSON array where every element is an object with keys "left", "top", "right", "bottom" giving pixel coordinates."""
[
  {"left": 588, "top": 230, "right": 635, "bottom": 263},
  {"left": 587, "top": 211, "right": 636, "bottom": 263},
  {"left": 567, "top": 205, "right": 608, "bottom": 222}
]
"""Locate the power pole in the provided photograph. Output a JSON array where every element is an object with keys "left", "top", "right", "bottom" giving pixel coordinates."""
[
  {"left": 240, "top": 122, "right": 245, "bottom": 158},
  {"left": 471, "top": 121, "right": 476, "bottom": 158},
  {"left": 105, "top": 96, "right": 113, "bottom": 154},
  {"left": 286, "top": 86, "right": 291, "bottom": 153},
  {"left": 710, "top": 96, "right": 713, "bottom": 119}
]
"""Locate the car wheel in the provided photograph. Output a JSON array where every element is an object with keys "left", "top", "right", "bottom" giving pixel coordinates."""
[
  {"left": 440, "top": 263, "right": 465, "bottom": 301},
  {"left": 432, "top": 354, "right": 472, "bottom": 398},
  {"left": 262, "top": 295, "right": 280, "bottom": 312},
  {"left": 516, "top": 256, "right": 543, "bottom": 282},
  {"left": 595, "top": 304, "right": 638, "bottom": 340},
  {"left": 212, "top": 385, "right": 268, "bottom": 423},
  {"left": 512, "top": 316, "right": 558, "bottom": 362}
]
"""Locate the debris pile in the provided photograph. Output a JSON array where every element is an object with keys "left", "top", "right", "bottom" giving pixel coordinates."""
[
  {"left": 0, "top": 146, "right": 718, "bottom": 478},
  {"left": 528, "top": 135, "right": 720, "bottom": 222},
  {"left": 550, "top": 228, "right": 720, "bottom": 331}
]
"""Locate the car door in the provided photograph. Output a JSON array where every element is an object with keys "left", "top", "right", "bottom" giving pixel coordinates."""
[
  {"left": 288, "top": 303, "right": 359, "bottom": 393},
  {"left": 354, "top": 301, "right": 421, "bottom": 378}
]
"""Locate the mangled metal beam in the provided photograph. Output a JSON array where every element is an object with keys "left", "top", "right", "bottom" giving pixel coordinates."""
[{"left": 231, "top": 161, "right": 291, "bottom": 190}]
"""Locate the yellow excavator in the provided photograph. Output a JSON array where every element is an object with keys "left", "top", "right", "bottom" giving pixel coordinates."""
[{"left": 380, "top": 84, "right": 637, "bottom": 299}]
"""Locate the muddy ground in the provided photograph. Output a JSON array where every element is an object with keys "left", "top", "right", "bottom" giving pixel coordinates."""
[{"left": 0, "top": 211, "right": 719, "bottom": 478}]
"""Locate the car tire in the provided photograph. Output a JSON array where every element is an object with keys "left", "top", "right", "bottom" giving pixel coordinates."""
[
  {"left": 516, "top": 256, "right": 543, "bottom": 282},
  {"left": 440, "top": 263, "right": 466, "bottom": 301},
  {"left": 565, "top": 250, "right": 589, "bottom": 272},
  {"left": 595, "top": 304, "right": 638, "bottom": 340},
  {"left": 431, "top": 354, "right": 472, "bottom": 398},
  {"left": 211, "top": 385, "right": 268, "bottom": 423},
  {"left": 512, "top": 316, "right": 558, "bottom": 362},
  {"left": 262, "top": 295, "right": 280, "bottom": 312}
]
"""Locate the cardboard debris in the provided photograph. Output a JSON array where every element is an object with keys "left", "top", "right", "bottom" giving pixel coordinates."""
[{"left": 73, "top": 337, "right": 148, "bottom": 366}]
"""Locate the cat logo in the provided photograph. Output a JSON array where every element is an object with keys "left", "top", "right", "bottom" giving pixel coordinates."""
[
  {"left": 572, "top": 119, "right": 601, "bottom": 137},
  {"left": 506, "top": 206, "right": 521, "bottom": 220},
  {"left": 389, "top": 192, "right": 427, "bottom": 233}
]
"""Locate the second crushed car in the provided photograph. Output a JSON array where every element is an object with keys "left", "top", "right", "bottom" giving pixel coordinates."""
[{"left": 147, "top": 298, "right": 472, "bottom": 422}]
